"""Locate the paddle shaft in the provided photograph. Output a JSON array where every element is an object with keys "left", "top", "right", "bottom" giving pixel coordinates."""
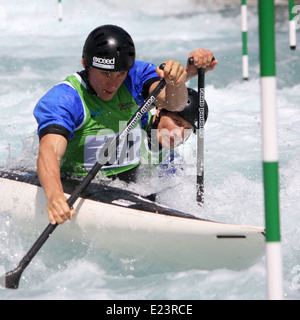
[
  {"left": 3, "top": 76, "right": 167, "bottom": 289},
  {"left": 188, "top": 58, "right": 205, "bottom": 204},
  {"left": 196, "top": 67, "right": 205, "bottom": 204}
]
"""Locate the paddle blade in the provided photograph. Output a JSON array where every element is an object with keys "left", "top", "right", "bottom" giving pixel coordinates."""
[{"left": 0, "top": 267, "right": 23, "bottom": 289}]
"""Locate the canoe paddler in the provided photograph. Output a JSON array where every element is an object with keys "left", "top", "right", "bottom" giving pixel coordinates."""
[
  {"left": 146, "top": 88, "right": 208, "bottom": 149},
  {"left": 139, "top": 87, "right": 209, "bottom": 170},
  {"left": 33, "top": 24, "right": 217, "bottom": 225}
]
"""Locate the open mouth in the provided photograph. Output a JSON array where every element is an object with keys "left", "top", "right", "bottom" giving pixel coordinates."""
[{"left": 104, "top": 89, "right": 115, "bottom": 95}]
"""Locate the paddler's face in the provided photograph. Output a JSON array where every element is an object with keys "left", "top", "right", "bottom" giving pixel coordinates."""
[
  {"left": 82, "top": 59, "right": 127, "bottom": 100},
  {"left": 156, "top": 110, "right": 194, "bottom": 149},
  {"left": 89, "top": 68, "right": 127, "bottom": 100}
]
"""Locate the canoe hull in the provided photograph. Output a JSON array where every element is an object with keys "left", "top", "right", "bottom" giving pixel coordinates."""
[{"left": 0, "top": 174, "right": 265, "bottom": 270}]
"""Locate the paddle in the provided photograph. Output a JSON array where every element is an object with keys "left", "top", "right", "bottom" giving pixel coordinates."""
[
  {"left": 188, "top": 57, "right": 214, "bottom": 205},
  {"left": 0, "top": 69, "right": 167, "bottom": 290}
]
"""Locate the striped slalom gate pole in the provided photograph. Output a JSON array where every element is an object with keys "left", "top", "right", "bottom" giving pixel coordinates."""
[
  {"left": 58, "top": 0, "right": 63, "bottom": 21},
  {"left": 258, "top": 0, "right": 283, "bottom": 300},
  {"left": 241, "top": 0, "right": 249, "bottom": 80},
  {"left": 289, "top": 0, "right": 296, "bottom": 50}
]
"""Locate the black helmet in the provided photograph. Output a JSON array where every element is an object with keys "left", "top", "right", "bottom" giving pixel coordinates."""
[
  {"left": 82, "top": 25, "right": 136, "bottom": 71},
  {"left": 176, "top": 88, "right": 209, "bottom": 132}
]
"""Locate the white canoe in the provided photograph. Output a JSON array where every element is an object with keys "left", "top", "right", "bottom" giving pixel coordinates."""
[{"left": 0, "top": 171, "right": 265, "bottom": 270}]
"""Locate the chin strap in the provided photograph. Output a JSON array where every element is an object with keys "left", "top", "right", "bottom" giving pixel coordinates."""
[
  {"left": 146, "top": 110, "right": 163, "bottom": 152},
  {"left": 78, "top": 69, "right": 97, "bottom": 95}
]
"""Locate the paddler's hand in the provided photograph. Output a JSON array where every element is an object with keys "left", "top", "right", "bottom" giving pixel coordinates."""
[
  {"left": 46, "top": 191, "right": 76, "bottom": 225},
  {"left": 153, "top": 60, "right": 187, "bottom": 112},
  {"left": 156, "top": 59, "right": 187, "bottom": 86},
  {"left": 186, "top": 49, "right": 217, "bottom": 79}
]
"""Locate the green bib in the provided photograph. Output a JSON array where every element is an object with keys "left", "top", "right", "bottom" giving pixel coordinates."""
[{"left": 61, "top": 73, "right": 142, "bottom": 176}]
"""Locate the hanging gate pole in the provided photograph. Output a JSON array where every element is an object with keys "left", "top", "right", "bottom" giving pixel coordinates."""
[
  {"left": 258, "top": 0, "right": 283, "bottom": 300},
  {"left": 58, "top": 0, "right": 63, "bottom": 21},
  {"left": 241, "top": 0, "right": 249, "bottom": 80},
  {"left": 289, "top": 0, "right": 296, "bottom": 50}
]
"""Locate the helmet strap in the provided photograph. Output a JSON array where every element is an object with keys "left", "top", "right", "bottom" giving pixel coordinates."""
[
  {"left": 147, "top": 110, "right": 163, "bottom": 152},
  {"left": 78, "top": 69, "right": 97, "bottom": 95}
]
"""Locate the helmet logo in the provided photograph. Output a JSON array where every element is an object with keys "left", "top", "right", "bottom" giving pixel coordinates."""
[{"left": 92, "top": 56, "right": 115, "bottom": 70}]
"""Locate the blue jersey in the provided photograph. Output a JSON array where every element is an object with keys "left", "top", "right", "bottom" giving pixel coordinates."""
[{"left": 33, "top": 61, "right": 159, "bottom": 140}]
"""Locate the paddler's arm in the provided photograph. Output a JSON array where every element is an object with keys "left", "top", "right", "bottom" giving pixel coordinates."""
[
  {"left": 151, "top": 59, "right": 188, "bottom": 112},
  {"left": 37, "top": 134, "right": 75, "bottom": 225}
]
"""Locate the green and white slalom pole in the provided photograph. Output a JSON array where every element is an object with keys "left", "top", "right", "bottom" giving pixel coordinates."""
[
  {"left": 58, "top": 0, "right": 63, "bottom": 21},
  {"left": 289, "top": 0, "right": 296, "bottom": 50},
  {"left": 241, "top": 0, "right": 249, "bottom": 80},
  {"left": 258, "top": 0, "right": 283, "bottom": 300}
]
